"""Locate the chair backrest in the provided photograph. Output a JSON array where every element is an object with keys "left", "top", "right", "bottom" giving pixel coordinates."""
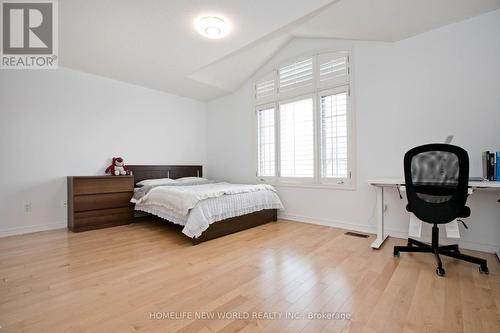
[{"left": 404, "top": 144, "right": 469, "bottom": 224}]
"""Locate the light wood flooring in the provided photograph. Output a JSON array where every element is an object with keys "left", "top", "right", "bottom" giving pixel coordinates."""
[{"left": 0, "top": 220, "right": 499, "bottom": 333}]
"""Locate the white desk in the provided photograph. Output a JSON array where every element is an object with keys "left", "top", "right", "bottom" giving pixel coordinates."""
[{"left": 368, "top": 178, "right": 500, "bottom": 257}]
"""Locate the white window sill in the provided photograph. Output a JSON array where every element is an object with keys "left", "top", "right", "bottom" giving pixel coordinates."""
[{"left": 257, "top": 179, "right": 356, "bottom": 191}]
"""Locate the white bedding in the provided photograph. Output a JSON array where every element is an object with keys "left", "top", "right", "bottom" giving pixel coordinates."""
[{"left": 133, "top": 182, "right": 283, "bottom": 238}]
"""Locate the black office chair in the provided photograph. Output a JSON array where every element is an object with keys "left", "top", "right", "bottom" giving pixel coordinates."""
[{"left": 393, "top": 144, "right": 488, "bottom": 276}]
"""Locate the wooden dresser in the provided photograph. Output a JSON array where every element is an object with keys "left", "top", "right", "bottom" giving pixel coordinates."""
[{"left": 67, "top": 176, "right": 134, "bottom": 232}]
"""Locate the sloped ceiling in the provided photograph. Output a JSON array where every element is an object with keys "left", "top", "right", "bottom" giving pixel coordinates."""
[
  {"left": 59, "top": 0, "right": 500, "bottom": 101},
  {"left": 293, "top": 0, "right": 500, "bottom": 41}
]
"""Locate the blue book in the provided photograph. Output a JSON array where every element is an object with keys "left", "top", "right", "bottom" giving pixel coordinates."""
[{"left": 497, "top": 152, "right": 500, "bottom": 181}]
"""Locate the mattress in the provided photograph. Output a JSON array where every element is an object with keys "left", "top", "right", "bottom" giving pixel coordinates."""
[{"left": 134, "top": 184, "right": 283, "bottom": 238}]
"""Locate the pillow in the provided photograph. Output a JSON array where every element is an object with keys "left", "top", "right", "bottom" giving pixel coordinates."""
[
  {"left": 173, "top": 177, "right": 211, "bottom": 185},
  {"left": 136, "top": 178, "right": 175, "bottom": 187}
]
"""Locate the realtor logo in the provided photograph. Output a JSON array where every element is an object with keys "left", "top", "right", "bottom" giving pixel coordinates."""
[{"left": 1, "top": 0, "right": 58, "bottom": 69}]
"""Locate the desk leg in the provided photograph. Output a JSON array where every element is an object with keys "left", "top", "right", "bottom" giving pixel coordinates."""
[{"left": 371, "top": 186, "right": 389, "bottom": 249}]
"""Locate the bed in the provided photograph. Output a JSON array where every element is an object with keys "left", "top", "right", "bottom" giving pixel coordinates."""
[{"left": 127, "top": 165, "right": 282, "bottom": 244}]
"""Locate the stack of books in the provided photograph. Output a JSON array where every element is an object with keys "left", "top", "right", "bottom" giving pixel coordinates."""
[{"left": 482, "top": 151, "right": 500, "bottom": 181}]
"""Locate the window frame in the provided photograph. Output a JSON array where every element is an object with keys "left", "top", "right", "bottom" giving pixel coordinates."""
[
  {"left": 255, "top": 103, "right": 278, "bottom": 182},
  {"left": 254, "top": 50, "right": 356, "bottom": 190},
  {"left": 317, "top": 85, "right": 353, "bottom": 187}
]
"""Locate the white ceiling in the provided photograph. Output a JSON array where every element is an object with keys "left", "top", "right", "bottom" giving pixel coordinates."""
[
  {"left": 293, "top": 0, "right": 500, "bottom": 41},
  {"left": 59, "top": 0, "right": 500, "bottom": 101}
]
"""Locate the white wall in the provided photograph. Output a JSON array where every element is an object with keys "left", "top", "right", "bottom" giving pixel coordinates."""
[
  {"left": 1, "top": 10, "right": 499, "bottom": 251},
  {"left": 0, "top": 68, "right": 207, "bottom": 236},
  {"left": 206, "top": 10, "right": 500, "bottom": 252}
]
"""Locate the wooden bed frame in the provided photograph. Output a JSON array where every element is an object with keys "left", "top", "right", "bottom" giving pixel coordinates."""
[{"left": 127, "top": 165, "right": 278, "bottom": 245}]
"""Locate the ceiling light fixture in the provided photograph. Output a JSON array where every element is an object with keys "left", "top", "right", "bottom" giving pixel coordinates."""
[{"left": 195, "top": 16, "right": 230, "bottom": 39}]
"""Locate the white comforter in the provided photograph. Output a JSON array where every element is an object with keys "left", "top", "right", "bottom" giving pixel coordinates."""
[{"left": 133, "top": 182, "right": 283, "bottom": 238}]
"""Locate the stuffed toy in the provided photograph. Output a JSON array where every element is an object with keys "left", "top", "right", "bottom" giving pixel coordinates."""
[{"left": 105, "top": 157, "right": 130, "bottom": 176}]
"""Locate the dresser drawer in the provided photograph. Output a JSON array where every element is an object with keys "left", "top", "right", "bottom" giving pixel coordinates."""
[
  {"left": 73, "top": 192, "right": 133, "bottom": 212},
  {"left": 73, "top": 177, "right": 134, "bottom": 195},
  {"left": 73, "top": 207, "right": 134, "bottom": 229},
  {"left": 68, "top": 176, "right": 135, "bottom": 232}
]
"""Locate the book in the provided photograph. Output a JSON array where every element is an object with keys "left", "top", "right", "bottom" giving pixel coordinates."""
[
  {"left": 482, "top": 151, "right": 490, "bottom": 179},
  {"left": 489, "top": 152, "right": 496, "bottom": 181},
  {"left": 497, "top": 152, "right": 500, "bottom": 181},
  {"left": 481, "top": 151, "right": 497, "bottom": 181}
]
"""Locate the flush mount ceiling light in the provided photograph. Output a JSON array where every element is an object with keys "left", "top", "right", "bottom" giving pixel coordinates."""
[{"left": 195, "top": 16, "right": 230, "bottom": 39}]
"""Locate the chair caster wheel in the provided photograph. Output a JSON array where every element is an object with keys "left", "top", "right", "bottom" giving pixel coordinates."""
[
  {"left": 479, "top": 266, "right": 489, "bottom": 274},
  {"left": 436, "top": 267, "right": 445, "bottom": 277},
  {"left": 393, "top": 251, "right": 400, "bottom": 257}
]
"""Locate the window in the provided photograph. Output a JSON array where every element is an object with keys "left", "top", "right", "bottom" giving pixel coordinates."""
[
  {"left": 280, "top": 98, "right": 314, "bottom": 178},
  {"left": 320, "top": 88, "right": 348, "bottom": 179},
  {"left": 255, "top": 51, "right": 353, "bottom": 187},
  {"left": 256, "top": 106, "right": 275, "bottom": 177}
]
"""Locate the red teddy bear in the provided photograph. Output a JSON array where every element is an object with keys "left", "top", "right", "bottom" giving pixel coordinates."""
[{"left": 105, "top": 157, "right": 130, "bottom": 176}]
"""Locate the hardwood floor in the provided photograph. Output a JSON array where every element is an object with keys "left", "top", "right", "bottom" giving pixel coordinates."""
[{"left": 0, "top": 220, "right": 499, "bottom": 333}]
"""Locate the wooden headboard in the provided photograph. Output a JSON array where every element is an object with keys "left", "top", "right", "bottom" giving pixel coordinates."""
[{"left": 127, "top": 165, "right": 203, "bottom": 184}]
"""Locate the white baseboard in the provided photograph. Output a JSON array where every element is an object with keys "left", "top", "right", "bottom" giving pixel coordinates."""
[
  {"left": 279, "top": 213, "right": 376, "bottom": 235},
  {"left": 279, "top": 213, "right": 498, "bottom": 254},
  {"left": 2, "top": 216, "right": 498, "bottom": 254},
  {"left": 0, "top": 222, "right": 66, "bottom": 238}
]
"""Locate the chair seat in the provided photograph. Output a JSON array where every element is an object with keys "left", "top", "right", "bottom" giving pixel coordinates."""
[
  {"left": 458, "top": 206, "right": 471, "bottom": 218},
  {"left": 406, "top": 204, "right": 471, "bottom": 219}
]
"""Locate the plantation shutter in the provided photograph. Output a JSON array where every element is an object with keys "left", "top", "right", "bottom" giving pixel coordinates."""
[
  {"left": 278, "top": 57, "right": 313, "bottom": 95},
  {"left": 255, "top": 72, "right": 275, "bottom": 103},
  {"left": 318, "top": 52, "right": 349, "bottom": 89}
]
